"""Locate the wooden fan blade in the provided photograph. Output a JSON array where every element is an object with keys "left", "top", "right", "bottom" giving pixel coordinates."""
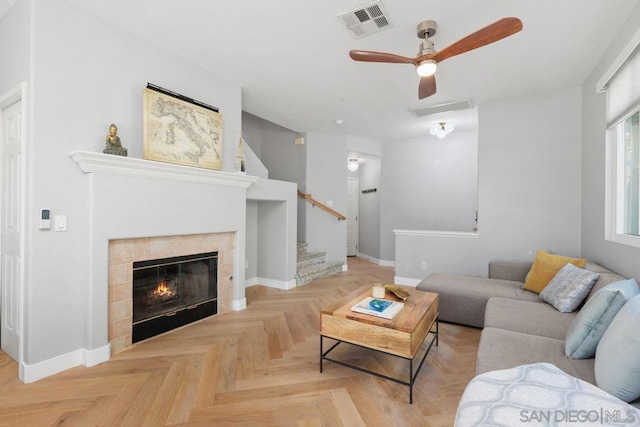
[
  {"left": 418, "top": 75, "right": 436, "bottom": 99},
  {"left": 432, "top": 17, "right": 523, "bottom": 63},
  {"left": 349, "top": 50, "right": 418, "bottom": 65}
]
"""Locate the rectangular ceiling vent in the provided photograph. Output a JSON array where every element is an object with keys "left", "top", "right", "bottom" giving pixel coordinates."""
[
  {"left": 409, "top": 100, "right": 474, "bottom": 118},
  {"left": 337, "top": 1, "right": 393, "bottom": 39}
]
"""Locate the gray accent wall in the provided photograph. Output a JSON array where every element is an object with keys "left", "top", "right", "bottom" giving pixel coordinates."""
[
  {"left": 380, "top": 131, "right": 479, "bottom": 261},
  {"left": 581, "top": 3, "right": 640, "bottom": 281},
  {"left": 242, "top": 111, "right": 307, "bottom": 241},
  {"left": 358, "top": 156, "right": 381, "bottom": 260}
]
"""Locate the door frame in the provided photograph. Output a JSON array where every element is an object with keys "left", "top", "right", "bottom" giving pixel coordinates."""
[{"left": 0, "top": 82, "right": 27, "bottom": 374}]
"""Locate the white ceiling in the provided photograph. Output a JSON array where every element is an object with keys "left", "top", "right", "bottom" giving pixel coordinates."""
[{"left": 3, "top": 0, "right": 640, "bottom": 141}]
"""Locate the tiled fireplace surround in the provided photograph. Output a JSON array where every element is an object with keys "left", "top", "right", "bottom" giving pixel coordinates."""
[{"left": 108, "top": 232, "right": 235, "bottom": 354}]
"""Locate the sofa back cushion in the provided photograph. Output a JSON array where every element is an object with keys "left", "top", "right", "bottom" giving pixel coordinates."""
[{"left": 586, "top": 272, "right": 629, "bottom": 301}]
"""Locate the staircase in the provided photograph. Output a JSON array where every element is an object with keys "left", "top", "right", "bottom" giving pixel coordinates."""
[{"left": 295, "top": 242, "right": 343, "bottom": 286}]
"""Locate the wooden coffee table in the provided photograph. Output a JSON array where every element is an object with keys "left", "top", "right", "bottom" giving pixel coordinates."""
[{"left": 320, "top": 284, "right": 438, "bottom": 403}]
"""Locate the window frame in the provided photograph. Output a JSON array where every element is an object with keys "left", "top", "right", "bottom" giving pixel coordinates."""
[{"left": 605, "top": 109, "right": 640, "bottom": 248}]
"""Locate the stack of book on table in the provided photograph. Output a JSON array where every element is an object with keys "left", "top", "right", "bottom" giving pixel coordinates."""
[{"left": 351, "top": 297, "right": 404, "bottom": 319}]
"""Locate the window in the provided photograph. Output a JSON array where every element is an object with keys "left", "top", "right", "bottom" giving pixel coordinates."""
[{"left": 604, "top": 43, "right": 640, "bottom": 247}]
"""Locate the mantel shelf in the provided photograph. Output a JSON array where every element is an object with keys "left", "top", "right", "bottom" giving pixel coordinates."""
[{"left": 69, "top": 150, "right": 258, "bottom": 189}]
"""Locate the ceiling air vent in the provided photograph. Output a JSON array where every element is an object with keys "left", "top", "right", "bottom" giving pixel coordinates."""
[
  {"left": 409, "top": 100, "right": 474, "bottom": 118},
  {"left": 337, "top": 1, "right": 393, "bottom": 39}
]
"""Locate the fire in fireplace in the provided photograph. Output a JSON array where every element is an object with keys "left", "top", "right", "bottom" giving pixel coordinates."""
[{"left": 132, "top": 252, "right": 218, "bottom": 343}]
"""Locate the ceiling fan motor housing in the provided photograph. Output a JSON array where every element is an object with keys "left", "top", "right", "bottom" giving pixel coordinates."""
[{"left": 419, "top": 39, "right": 436, "bottom": 56}]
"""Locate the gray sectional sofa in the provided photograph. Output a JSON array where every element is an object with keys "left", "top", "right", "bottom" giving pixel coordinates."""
[{"left": 417, "top": 260, "right": 639, "bottom": 405}]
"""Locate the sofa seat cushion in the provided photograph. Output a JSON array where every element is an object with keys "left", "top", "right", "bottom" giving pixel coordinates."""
[
  {"left": 456, "top": 363, "right": 640, "bottom": 427},
  {"left": 417, "top": 273, "right": 539, "bottom": 328},
  {"left": 485, "top": 297, "right": 576, "bottom": 340},
  {"left": 477, "top": 327, "right": 595, "bottom": 384}
]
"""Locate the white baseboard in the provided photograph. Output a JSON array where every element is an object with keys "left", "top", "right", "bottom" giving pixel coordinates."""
[
  {"left": 233, "top": 298, "right": 247, "bottom": 311},
  {"left": 379, "top": 260, "right": 396, "bottom": 267},
  {"left": 21, "top": 344, "right": 110, "bottom": 383},
  {"left": 246, "top": 277, "right": 296, "bottom": 290},
  {"left": 82, "top": 344, "right": 110, "bottom": 367},
  {"left": 394, "top": 276, "right": 421, "bottom": 287},
  {"left": 357, "top": 253, "right": 380, "bottom": 265},
  {"left": 244, "top": 277, "right": 259, "bottom": 287},
  {"left": 342, "top": 263, "right": 348, "bottom": 272}
]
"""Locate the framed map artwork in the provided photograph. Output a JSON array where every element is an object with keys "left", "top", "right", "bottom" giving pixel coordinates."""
[{"left": 143, "top": 87, "right": 222, "bottom": 170}]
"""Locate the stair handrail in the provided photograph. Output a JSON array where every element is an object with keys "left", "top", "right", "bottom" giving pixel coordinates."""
[{"left": 297, "top": 190, "right": 346, "bottom": 221}]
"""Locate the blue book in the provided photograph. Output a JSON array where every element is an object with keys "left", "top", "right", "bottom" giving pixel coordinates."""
[{"left": 351, "top": 297, "right": 404, "bottom": 319}]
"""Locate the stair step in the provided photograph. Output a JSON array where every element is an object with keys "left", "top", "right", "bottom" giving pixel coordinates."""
[
  {"left": 295, "top": 261, "right": 343, "bottom": 287},
  {"left": 297, "top": 242, "right": 308, "bottom": 254},
  {"left": 297, "top": 251, "right": 326, "bottom": 269}
]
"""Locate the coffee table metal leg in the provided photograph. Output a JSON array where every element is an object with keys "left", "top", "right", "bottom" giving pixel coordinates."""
[
  {"left": 320, "top": 319, "right": 438, "bottom": 404},
  {"left": 409, "top": 358, "right": 414, "bottom": 404},
  {"left": 320, "top": 335, "right": 323, "bottom": 373}
]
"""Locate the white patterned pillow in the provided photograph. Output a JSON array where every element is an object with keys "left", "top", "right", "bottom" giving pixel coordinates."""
[
  {"left": 455, "top": 363, "right": 640, "bottom": 427},
  {"left": 539, "top": 264, "right": 599, "bottom": 313}
]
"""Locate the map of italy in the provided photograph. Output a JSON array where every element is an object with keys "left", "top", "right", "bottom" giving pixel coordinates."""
[{"left": 143, "top": 88, "right": 222, "bottom": 170}]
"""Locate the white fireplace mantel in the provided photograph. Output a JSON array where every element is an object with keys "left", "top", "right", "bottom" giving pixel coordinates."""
[{"left": 69, "top": 150, "right": 258, "bottom": 188}]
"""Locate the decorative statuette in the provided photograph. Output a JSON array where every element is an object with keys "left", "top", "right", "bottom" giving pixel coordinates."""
[
  {"left": 103, "top": 123, "right": 128, "bottom": 156},
  {"left": 235, "top": 133, "right": 246, "bottom": 174}
]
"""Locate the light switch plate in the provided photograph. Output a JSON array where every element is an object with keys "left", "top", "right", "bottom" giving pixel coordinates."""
[{"left": 54, "top": 215, "right": 67, "bottom": 232}]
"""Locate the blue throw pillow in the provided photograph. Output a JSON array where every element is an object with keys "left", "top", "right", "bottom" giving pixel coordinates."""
[
  {"left": 565, "top": 279, "right": 639, "bottom": 359},
  {"left": 595, "top": 293, "right": 640, "bottom": 402}
]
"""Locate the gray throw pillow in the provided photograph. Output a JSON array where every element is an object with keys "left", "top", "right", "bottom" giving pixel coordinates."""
[
  {"left": 595, "top": 294, "right": 640, "bottom": 402},
  {"left": 539, "top": 263, "right": 599, "bottom": 313},
  {"left": 565, "top": 278, "right": 639, "bottom": 359}
]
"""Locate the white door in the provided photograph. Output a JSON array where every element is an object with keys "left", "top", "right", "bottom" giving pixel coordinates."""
[
  {"left": 347, "top": 178, "right": 358, "bottom": 256},
  {"left": 1, "top": 100, "right": 22, "bottom": 361}
]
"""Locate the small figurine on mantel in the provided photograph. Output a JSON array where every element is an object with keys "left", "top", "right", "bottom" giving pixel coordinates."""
[{"left": 103, "top": 123, "right": 128, "bottom": 156}]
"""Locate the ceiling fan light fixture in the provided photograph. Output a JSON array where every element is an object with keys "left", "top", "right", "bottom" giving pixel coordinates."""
[
  {"left": 416, "top": 59, "right": 437, "bottom": 77},
  {"left": 430, "top": 122, "right": 454, "bottom": 139}
]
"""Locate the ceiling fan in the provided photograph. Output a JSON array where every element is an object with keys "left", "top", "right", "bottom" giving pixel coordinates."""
[{"left": 349, "top": 17, "right": 523, "bottom": 99}]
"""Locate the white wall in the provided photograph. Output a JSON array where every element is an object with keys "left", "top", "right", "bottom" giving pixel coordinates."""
[
  {"left": 0, "top": 0, "right": 30, "bottom": 95},
  {"left": 581, "top": 3, "right": 640, "bottom": 281},
  {"left": 305, "top": 132, "right": 347, "bottom": 264},
  {"left": 245, "top": 201, "right": 258, "bottom": 280},
  {"left": 246, "top": 178, "right": 298, "bottom": 288},
  {"left": 21, "top": 0, "right": 244, "bottom": 368},
  {"left": 395, "top": 88, "right": 583, "bottom": 280},
  {"left": 380, "top": 130, "right": 479, "bottom": 261}
]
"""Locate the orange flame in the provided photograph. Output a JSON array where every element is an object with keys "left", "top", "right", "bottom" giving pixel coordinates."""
[{"left": 154, "top": 281, "right": 175, "bottom": 297}]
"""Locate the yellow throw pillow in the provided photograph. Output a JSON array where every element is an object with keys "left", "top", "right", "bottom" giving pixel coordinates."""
[{"left": 523, "top": 250, "right": 587, "bottom": 294}]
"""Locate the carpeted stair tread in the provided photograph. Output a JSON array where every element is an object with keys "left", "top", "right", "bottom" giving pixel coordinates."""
[{"left": 295, "top": 261, "right": 343, "bottom": 286}]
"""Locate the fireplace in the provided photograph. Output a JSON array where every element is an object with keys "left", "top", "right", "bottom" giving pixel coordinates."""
[{"left": 132, "top": 252, "right": 218, "bottom": 343}]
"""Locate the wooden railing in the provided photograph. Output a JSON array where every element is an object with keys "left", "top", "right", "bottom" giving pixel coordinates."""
[{"left": 297, "top": 190, "right": 346, "bottom": 221}]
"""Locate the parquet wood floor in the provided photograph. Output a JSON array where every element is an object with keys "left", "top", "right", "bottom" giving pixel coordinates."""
[{"left": 0, "top": 257, "right": 480, "bottom": 426}]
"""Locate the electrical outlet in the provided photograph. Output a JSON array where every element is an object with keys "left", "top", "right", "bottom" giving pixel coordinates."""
[{"left": 421, "top": 261, "right": 427, "bottom": 269}]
